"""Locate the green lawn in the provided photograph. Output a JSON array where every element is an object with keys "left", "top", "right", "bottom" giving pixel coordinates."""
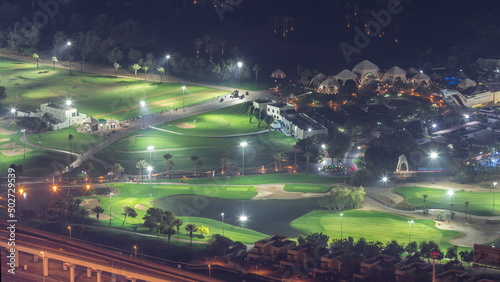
[
  {"left": 26, "top": 127, "right": 106, "bottom": 154},
  {"left": 283, "top": 184, "right": 332, "bottom": 193},
  {"left": 109, "top": 182, "right": 257, "bottom": 200},
  {"left": 395, "top": 186, "right": 499, "bottom": 216},
  {"left": 158, "top": 173, "right": 347, "bottom": 185},
  {"left": 95, "top": 128, "right": 297, "bottom": 173},
  {"left": 0, "top": 58, "right": 227, "bottom": 120},
  {"left": 0, "top": 124, "right": 71, "bottom": 177},
  {"left": 291, "top": 210, "right": 461, "bottom": 250},
  {"left": 86, "top": 183, "right": 265, "bottom": 244},
  {"left": 156, "top": 103, "right": 264, "bottom": 136}
]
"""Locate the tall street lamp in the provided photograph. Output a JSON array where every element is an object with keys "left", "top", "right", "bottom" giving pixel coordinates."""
[
  {"left": 447, "top": 190, "right": 454, "bottom": 222},
  {"left": 140, "top": 100, "right": 146, "bottom": 128},
  {"left": 493, "top": 182, "right": 497, "bottom": 215},
  {"left": 237, "top": 62, "right": 243, "bottom": 86},
  {"left": 407, "top": 220, "right": 414, "bottom": 244},
  {"left": 166, "top": 55, "right": 171, "bottom": 76},
  {"left": 148, "top": 166, "right": 153, "bottom": 204},
  {"left": 21, "top": 129, "right": 26, "bottom": 159},
  {"left": 109, "top": 191, "right": 114, "bottom": 226},
  {"left": 133, "top": 245, "right": 137, "bottom": 258},
  {"left": 340, "top": 213, "right": 344, "bottom": 239},
  {"left": 382, "top": 176, "right": 389, "bottom": 208},
  {"left": 430, "top": 152, "right": 438, "bottom": 184},
  {"left": 66, "top": 99, "right": 73, "bottom": 127},
  {"left": 147, "top": 145, "right": 154, "bottom": 169},
  {"left": 10, "top": 107, "right": 17, "bottom": 122},
  {"left": 67, "top": 41, "right": 72, "bottom": 75},
  {"left": 221, "top": 212, "right": 225, "bottom": 236},
  {"left": 181, "top": 86, "right": 186, "bottom": 112},
  {"left": 68, "top": 226, "right": 72, "bottom": 240},
  {"left": 240, "top": 142, "right": 248, "bottom": 176}
]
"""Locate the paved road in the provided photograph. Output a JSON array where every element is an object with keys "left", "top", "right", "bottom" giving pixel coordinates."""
[{"left": 2, "top": 50, "right": 277, "bottom": 180}]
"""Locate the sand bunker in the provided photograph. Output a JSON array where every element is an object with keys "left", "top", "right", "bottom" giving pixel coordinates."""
[
  {"left": 1, "top": 142, "right": 32, "bottom": 156},
  {"left": 0, "top": 128, "right": 14, "bottom": 135},
  {"left": 134, "top": 204, "right": 148, "bottom": 210},
  {"left": 0, "top": 138, "right": 9, "bottom": 142},
  {"left": 80, "top": 198, "right": 101, "bottom": 209},
  {"left": 175, "top": 122, "right": 195, "bottom": 129}
]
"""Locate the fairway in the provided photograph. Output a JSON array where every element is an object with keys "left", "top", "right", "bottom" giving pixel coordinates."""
[
  {"left": 161, "top": 173, "right": 348, "bottom": 185},
  {"left": 291, "top": 210, "right": 460, "bottom": 248},
  {"left": 395, "top": 186, "right": 499, "bottom": 216},
  {"left": 283, "top": 184, "right": 332, "bottom": 193},
  {"left": 157, "top": 103, "right": 264, "bottom": 136},
  {"left": 95, "top": 128, "right": 297, "bottom": 173},
  {"left": 0, "top": 58, "right": 227, "bottom": 120},
  {"left": 26, "top": 127, "right": 106, "bottom": 154}
]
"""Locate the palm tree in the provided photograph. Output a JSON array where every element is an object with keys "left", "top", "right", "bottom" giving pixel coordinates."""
[
  {"left": 292, "top": 145, "right": 300, "bottom": 167},
  {"left": 113, "top": 62, "right": 121, "bottom": 77},
  {"left": 68, "top": 134, "right": 74, "bottom": 172},
  {"left": 190, "top": 155, "right": 200, "bottom": 175},
  {"left": 79, "top": 208, "right": 90, "bottom": 224},
  {"left": 136, "top": 159, "right": 148, "bottom": 182},
  {"left": 157, "top": 67, "right": 165, "bottom": 82},
  {"left": 91, "top": 206, "right": 104, "bottom": 224},
  {"left": 253, "top": 64, "right": 261, "bottom": 88},
  {"left": 304, "top": 151, "right": 313, "bottom": 172},
  {"left": 111, "top": 163, "right": 125, "bottom": 180},
  {"left": 184, "top": 223, "right": 198, "bottom": 246},
  {"left": 173, "top": 218, "right": 183, "bottom": 242},
  {"left": 121, "top": 206, "right": 137, "bottom": 226},
  {"left": 131, "top": 64, "right": 141, "bottom": 78},
  {"left": 82, "top": 160, "right": 94, "bottom": 181},
  {"left": 163, "top": 154, "right": 174, "bottom": 178},
  {"left": 52, "top": 56, "right": 58, "bottom": 70},
  {"left": 219, "top": 155, "right": 231, "bottom": 174},
  {"left": 33, "top": 53, "right": 40, "bottom": 68},
  {"left": 162, "top": 226, "right": 176, "bottom": 247},
  {"left": 142, "top": 66, "right": 149, "bottom": 81}
]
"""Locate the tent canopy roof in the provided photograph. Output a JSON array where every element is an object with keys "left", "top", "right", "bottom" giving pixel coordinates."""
[{"left": 352, "top": 60, "right": 379, "bottom": 74}]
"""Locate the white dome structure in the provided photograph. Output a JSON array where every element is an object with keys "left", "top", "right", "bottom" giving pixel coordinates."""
[
  {"left": 457, "top": 78, "right": 476, "bottom": 90},
  {"left": 352, "top": 60, "right": 379, "bottom": 84},
  {"left": 335, "top": 69, "right": 359, "bottom": 86},
  {"left": 381, "top": 66, "right": 407, "bottom": 83},
  {"left": 310, "top": 73, "right": 327, "bottom": 87},
  {"left": 410, "top": 73, "right": 431, "bottom": 85},
  {"left": 317, "top": 78, "right": 340, "bottom": 94}
]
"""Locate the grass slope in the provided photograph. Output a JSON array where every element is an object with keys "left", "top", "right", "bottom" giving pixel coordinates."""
[
  {"left": 162, "top": 174, "right": 348, "bottom": 185},
  {"left": 291, "top": 210, "right": 461, "bottom": 249},
  {"left": 395, "top": 186, "right": 499, "bottom": 216},
  {"left": 283, "top": 184, "right": 332, "bottom": 193}
]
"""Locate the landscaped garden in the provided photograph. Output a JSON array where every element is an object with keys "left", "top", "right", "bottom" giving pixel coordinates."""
[
  {"left": 94, "top": 128, "right": 297, "bottom": 173},
  {"left": 156, "top": 103, "right": 265, "bottom": 136},
  {"left": 0, "top": 58, "right": 227, "bottom": 120},
  {"left": 290, "top": 210, "right": 462, "bottom": 250},
  {"left": 395, "top": 186, "right": 499, "bottom": 216}
]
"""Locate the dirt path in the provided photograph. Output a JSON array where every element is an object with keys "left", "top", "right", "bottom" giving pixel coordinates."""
[{"left": 253, "top": 184, "right": 328, "bottom": 199}]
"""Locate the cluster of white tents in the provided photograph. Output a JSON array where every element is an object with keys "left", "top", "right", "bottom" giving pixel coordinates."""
[{"left": 313, "top": 60, "right": 433, "bottom": 94}]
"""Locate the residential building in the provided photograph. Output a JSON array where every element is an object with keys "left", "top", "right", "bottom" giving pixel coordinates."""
[
  {"left": 395, "top": 261, "right": 431, "bottom": 281},
  {"left": 353, "top": 254, "right": 398, "bottom": 281},
  {"left": 246, "top": 235, "right": 296, "bottom": 262},
  {"left": 313, "top": 249, "right": 353, "bottom": 278},
  {"left": 266, "top": 102, "right": 294, "bottom": 121},
  {"left": 279, "top": 242, "right": 329, "bottom": 269}
]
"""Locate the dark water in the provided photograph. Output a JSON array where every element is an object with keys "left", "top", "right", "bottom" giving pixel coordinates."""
[{"left": 154, "top": 196, "right": 322, "bottom": 237}]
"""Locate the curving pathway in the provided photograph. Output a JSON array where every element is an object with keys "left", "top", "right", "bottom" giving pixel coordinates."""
[{"left": 149, "top": 125, "right": 269, "bottom": 138}]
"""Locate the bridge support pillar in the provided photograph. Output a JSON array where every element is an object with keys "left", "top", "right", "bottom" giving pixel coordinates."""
[
  {"left": 42, "top": 256, "right": 49, "bottom": 277},
  {"left": 96, "top": 270, "right": 102, "bottom": 282},
  {"left": 87, "top": 267, "right": 92, "bottom": 277},
  {"left": 131, "top": 278, "right": 137, "bottom": 282},
  {"left": 14, "top": 249, "right": 19, "bottom": 268},
  {"left": 69, "top": 265, "right": 76, "bottom": 282},
  {"left": 111, "top": 272, "right": 116, "bottom": 282}
]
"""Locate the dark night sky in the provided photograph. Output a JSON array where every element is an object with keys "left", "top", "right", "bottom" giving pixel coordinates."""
[{"left": 2, "top": 0, "right": 499, "bottom": 77}]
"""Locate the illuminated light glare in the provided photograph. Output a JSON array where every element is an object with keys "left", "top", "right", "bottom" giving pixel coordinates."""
[{"left": 239, "top": 216, "right": 248, "bottom": 221}]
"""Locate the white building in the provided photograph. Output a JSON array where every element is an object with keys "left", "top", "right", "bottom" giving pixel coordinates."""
[
  {"left": 281, "top": 113, "right": 328, "bottom": 140},
  {"left": 20, "top": 103, "right": 87, "bottom": 130},
  {"left": 457, "top": 84, "right": 500, "bottom": 107},
  {"left": 266, "top": 102, "right": 294, "bottom": 121}
]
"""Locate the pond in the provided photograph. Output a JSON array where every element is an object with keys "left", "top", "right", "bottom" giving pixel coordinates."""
[{"left": 154, "top": 195, "right": 322, "bottom": 237}]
